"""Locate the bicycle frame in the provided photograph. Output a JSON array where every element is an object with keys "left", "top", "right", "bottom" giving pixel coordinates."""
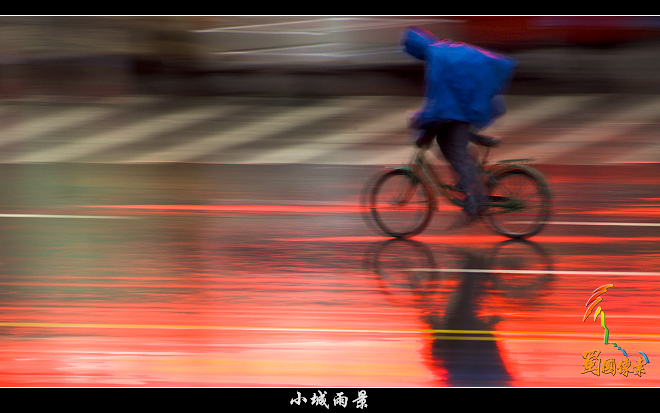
[
  {"left": 410, "top": 148, "right": 463, "bottom": 206},
  {"left": 393, "top": 145, "right": 530, "bottom": 212}
]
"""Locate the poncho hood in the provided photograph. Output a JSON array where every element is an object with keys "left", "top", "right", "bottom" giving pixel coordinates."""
[{"left": 402, "top": 27, "right": 438, "bottom": 61}]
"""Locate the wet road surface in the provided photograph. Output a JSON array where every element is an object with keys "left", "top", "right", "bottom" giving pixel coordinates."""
[{"left": 0, "top": 161, "right": 658, "bottom": 388}]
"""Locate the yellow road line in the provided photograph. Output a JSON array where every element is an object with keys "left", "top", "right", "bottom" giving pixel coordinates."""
[{"left": 2, "top": 321, "right": 659, "bottom": 342}]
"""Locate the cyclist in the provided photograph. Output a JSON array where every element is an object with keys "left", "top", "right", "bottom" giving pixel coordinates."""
[{"left": 402, "top": 27, "right": 517, "bottom": 225}]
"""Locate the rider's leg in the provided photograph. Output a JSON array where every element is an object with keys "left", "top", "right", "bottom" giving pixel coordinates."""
[
  {"left": 415, "top": 128, "right": 436, "bottom": 148},
  {"left": 436, "top": 122, "right": 487, "bottom": 216}
]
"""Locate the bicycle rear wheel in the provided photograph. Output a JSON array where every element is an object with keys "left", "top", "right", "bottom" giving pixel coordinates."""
[
  {"left": 369, "top": 169, "right": 434, "bottom": 238},
  {"left": 486, "top": 166, "right": 551, "bottom": 239}
]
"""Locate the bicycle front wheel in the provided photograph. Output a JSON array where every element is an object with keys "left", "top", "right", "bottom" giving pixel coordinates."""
[
  {"left": 369, "top": 169, "right": 434, "bottom": 238},
  {"left": 486, "top": 166, "right": 551, "bottom": 239}
]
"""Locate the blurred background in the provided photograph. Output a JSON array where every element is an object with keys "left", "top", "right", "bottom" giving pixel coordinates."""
[
  {"left": 0, "top": 15, "right": 659, "bottom": 98},
  {"left": 0, "top": 16, "right": 659, "bottom": 388}
]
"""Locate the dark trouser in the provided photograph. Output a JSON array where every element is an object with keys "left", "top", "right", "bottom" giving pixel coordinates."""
[{"left": 417, "top": 121, "right": 487, "bottom": 216}]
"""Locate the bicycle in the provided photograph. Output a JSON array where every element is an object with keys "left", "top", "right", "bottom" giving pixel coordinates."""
[
  {"left": 364, "top": 129, "right": 552, "bottom": 239},
  {"left": 367, "top": 237, "right": 555, "bottom": 307}
]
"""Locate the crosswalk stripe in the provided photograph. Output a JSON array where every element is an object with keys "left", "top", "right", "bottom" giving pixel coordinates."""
[
  {"left": 0, "top": 94, "right": 655, "bottom": 165},
  {"left": 0, "top": 106, "right": 119, "bottom": 148},
  {"left": 9, "top": 105, "right": 240, "bottom": 163},
  {"left": 483, "top": 94, "right": 601, "bottom": 136},
  {"left": 241, "top": 107, "right": 408, "bottom": 164},
  {"left": 127, "top": 96, "right": 389, "bottom": 163},
  {"left": 499, "top": 96, "right": 660, "bottom": 163},
  {"left": 239, "top": 95, "right": 601, "bottom": 166}
]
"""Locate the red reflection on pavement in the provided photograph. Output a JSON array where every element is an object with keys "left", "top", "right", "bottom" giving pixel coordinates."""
[{"left": 85, "top": 204, "right": 362, "bottom": 214}]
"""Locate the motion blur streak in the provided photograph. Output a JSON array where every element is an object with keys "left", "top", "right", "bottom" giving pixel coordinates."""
[
  {"left": 0, "top": 16, "right": 659, "bottom": 389},
  {"left": 86, "top": 204, "right": 363, "bottom": 214}
]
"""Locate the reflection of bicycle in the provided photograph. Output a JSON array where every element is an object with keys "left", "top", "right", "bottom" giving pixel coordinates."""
[
  {"left": 364, "top": 137, "right": 552, "bottom": 239},
  {"left": 368, "top": 238, "right": 554, "bottom": 307}
]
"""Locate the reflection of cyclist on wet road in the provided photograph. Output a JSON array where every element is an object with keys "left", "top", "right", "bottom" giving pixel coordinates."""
[
  {"left": 370, "top": 238, "right": 554, "bottom": 386},
  {"left": 402, "top": 27, "right": 516, "bottom": 224},
  {"left": 426, "top": 248, "right": 512, "bottom": 386}
]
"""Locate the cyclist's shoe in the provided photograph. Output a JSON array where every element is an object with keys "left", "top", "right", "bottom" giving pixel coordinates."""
[{"left": 487, "top": 136, "right": 502, "bottom": 148}]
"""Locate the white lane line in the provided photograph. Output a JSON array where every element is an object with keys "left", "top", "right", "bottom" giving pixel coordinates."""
[
  {"left": 192, "top": 16, "right": 444, "bottom": 35},
  {"left": 501, "top": 96, "right": 660, "bottom": 163},
  {"left": 408, "top": 268, "right": 660, "bottom": 277},
  {"left": 541, "top": 221, "right": 660, "bottom": 227},
  {"left": 611, "top": 141, "right": 660, "bottom": 163},
  {"left": 0, "top": 214, "right": 137, "bottom": 219},
  {"left": 11, "top": 105, "right": 237, "bottom": 163},
  {"left": 128, "top": 96, "right": 382, "bottom": 163}
]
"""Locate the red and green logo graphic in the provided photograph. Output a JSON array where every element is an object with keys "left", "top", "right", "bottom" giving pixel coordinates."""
[{"left": 582, "top": 284, "right": 650, "bottom": 377}]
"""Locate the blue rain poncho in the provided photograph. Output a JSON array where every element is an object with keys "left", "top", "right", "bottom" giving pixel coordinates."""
[{"left": 402, "top": 27, "right": 517, "bottom": 130}]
